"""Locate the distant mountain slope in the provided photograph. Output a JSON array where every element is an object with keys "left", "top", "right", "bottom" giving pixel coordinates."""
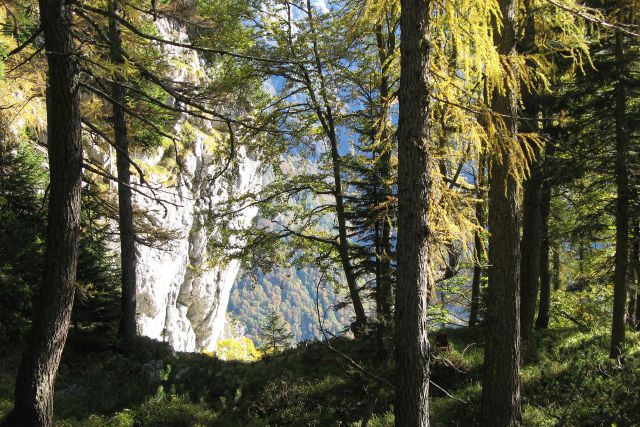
[{"left": 228, "top": 266, "right": 352, "bottom": 344}]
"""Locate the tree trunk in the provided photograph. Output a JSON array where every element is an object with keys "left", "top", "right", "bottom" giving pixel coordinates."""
[
  {"left": 535, "top": 139, "right": 554, "bottom": 330},
  {"left": 552, "top": 242, "right": 561, "bottom": 291},
  {"left": 468, "top": 169, "right": 484, "bottom": 326},
  {"left": 481, "top": 0, "right": 522, "bottom": 424},
  {"left": 109, "top": 0, "right": 138, "bottom": 343},
  {"left": 329, "top": 130, "right": 367, "bottom": 334},
  {"left": 394, "top": 0, "right": 433, "bottom": 425},
  {"left": 302, "top": 0, "right": 367, "bottom": 334},
  {"left": 5, "top": 1, "right": 82, "bottom": 425},
  {"left": 520, "top": 166, "right": 542, "bottom": 341},
  {"left": 470, "top": 95, "right": 488, "bottom": 328},
  {"left": 610, "top": 27, "right": 629, "bottom": 359},
  {"left": 519, "top": 0, "right": 543, "bottom": 342}
]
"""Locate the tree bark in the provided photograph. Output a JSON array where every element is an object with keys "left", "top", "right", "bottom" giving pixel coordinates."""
[
  {"left": 519, "top": 0, "right": 543, "bottom": 341},
  {"left": 481, "top": 0, "right": 522, "bottom": 424},
  {"left": 109, "top": 0, "right": 138, "bottom": 343},
  {"left": 394, "top": 0, "right": 433, "bottom": 425},
  {"left": 4, "top": 1, "right": 82, "bottom": 425},
  {"left": 610, "top": 27, "right": 629, "bottom": 359},
  {"left": 520, "top": 165, "right": 542, "bottom": 341}
]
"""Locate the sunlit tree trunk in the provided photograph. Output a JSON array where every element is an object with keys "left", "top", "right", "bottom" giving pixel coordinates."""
[{"left": 394, "top": 0, "right": 433, "bottom": 424}]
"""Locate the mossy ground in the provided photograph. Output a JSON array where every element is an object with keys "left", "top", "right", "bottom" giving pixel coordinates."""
[{"left": 1, "top": 326, "right": 638, "bottom": 426}]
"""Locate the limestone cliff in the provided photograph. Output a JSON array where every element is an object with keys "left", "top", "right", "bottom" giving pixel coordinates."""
[
  {"left": 134, "top": 142, "right": 260, "bottom": 352},
  {"left": 125, "top": 18, "right": 261, "bottom": 352}
]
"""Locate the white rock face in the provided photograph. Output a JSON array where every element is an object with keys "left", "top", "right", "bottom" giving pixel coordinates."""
[
  {"left": 134, "top": 142, "right": 260, "bottom": 352},
  {"left": 130, "top": 18, "right": 261, "bottom": 352}
]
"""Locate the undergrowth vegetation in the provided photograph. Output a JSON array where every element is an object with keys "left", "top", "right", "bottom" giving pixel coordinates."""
[{"left": 1, "top": 325, "right": 638, "bottom": 426}]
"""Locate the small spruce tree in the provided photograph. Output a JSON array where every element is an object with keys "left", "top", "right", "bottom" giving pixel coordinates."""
[{"left": 259, "top": 308, "right": 294, "bottom": 353}]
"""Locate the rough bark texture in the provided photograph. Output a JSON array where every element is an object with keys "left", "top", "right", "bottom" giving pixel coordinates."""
[
  {"left": 4, "top": 1, "right": 82, "bottom": 425},
  {"left": 481, "top": 0, "right": 522, "bottom": 424},
  {"left": 394, "top": 0, "right": 433, "bottom": 425},
  {"left": 109, "top": 0, "right": 138, "bottom": 343},
  {"left": 535, "top": 141, "right": 554, "bottom": 330},
  {"left": 610, "top": 28, "right": 629, "bottom": 359}
]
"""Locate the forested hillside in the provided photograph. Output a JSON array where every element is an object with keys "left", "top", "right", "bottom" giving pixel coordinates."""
[
  {"left": 230, "top": 265, "right": 353, "bottom": 343},
  {"left": 2, "top": 0, "right": 640, "bottom": 426}
]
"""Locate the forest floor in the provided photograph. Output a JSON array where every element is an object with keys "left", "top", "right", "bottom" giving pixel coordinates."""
[{"left": 1, "top": 325, "right": 639, "bottom": 426}]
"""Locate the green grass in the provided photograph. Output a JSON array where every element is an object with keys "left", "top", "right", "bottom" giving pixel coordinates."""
[{"left": 1, "top": 326, "right": 639, "bottom": 426}]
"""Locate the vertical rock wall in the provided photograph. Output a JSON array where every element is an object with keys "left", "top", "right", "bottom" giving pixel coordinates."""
[{"left": 130, "top": 18, "right": 261, "bottom": 352}]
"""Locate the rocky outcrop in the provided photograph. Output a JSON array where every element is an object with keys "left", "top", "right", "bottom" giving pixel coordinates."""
[
  {"left": 129, "top": 19, "right": 261, "bottom": 352},
  {"left": 134, "top": 140, "right": 260, "bottom": 352}
]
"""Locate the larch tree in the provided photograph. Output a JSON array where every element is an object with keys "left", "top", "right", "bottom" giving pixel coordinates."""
[
  {"left": 481, "top": 0, "right": 523, "bottom": 423},
  {"left": 394, "top": 0, "right": 433, "bottom": 424},
  {"left": 5, "top": 0, "right": 82, "bottom": 424}
]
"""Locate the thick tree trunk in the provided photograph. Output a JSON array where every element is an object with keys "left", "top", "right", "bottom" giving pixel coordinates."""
[
  {"left": 394, "top": 0, "right": 433, "bottom": 425},
  {"left": 610, "top": 28, "right": 629, "bottom": 359},
  {"left": 109, "top": 0, "right": 138, "bottom": 343},
  {"left": 4, "top": 1, "right": 82, "bottom": 425},
  {"left": 481, "top": 0, "right": 522, "bottom": 424},
  {"left": 535, "top": 140, "right": 554, "bottom": 330}
]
